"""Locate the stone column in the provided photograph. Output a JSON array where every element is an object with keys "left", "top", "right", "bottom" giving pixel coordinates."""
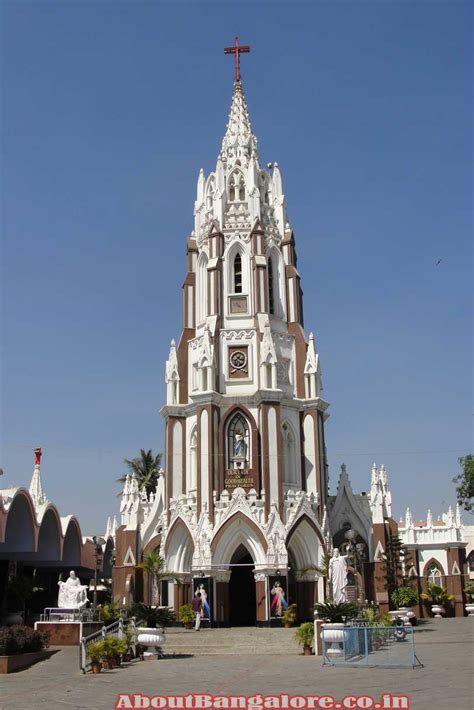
[
  {"left": 214, "top": 571, "right": 231, "bottom": 626},
  {"left": 254, "top": 571, "right": 268, "bottom": 624}
]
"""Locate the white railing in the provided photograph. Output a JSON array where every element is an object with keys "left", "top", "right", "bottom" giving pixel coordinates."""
[{"left": 79, "top": 617, "right": 137, "bottom": 673}]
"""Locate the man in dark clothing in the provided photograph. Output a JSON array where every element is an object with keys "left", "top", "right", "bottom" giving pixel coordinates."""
[{"left": 191, "top": 592, "right": 203, "bottom": 630}]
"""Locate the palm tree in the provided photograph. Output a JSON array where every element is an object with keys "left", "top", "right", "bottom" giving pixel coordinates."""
[
  {"left": 117, "top": 449, "right": 162, "bottom": 497},
  {"left": 137, "top": 551, "right": 181, "bottom": 605}
]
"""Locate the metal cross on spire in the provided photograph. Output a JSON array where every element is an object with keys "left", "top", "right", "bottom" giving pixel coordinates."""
[{"left": 224, "top": 36, "right": 250, "bottom": 82}]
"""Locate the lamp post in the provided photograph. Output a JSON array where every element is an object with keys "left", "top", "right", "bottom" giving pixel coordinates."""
[
  {"left": 344, "top": 528, "right": 366, "bottom": 603},
  {"left": 92, "top": 535, "right": 105, "bottom": 619}
]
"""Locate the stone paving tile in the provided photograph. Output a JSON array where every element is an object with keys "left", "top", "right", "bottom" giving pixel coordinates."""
[{"left": 1, "top": 619, "right": 472, "bottom": 710}]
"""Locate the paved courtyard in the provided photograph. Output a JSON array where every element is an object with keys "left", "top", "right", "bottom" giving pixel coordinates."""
[{"left": 1, "top": 619, "right": 473, "bottom": 710}]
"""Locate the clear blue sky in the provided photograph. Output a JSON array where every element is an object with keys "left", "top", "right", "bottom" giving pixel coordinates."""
[{"left": 1, "top": 1, "right": 472, "bottom": 534}]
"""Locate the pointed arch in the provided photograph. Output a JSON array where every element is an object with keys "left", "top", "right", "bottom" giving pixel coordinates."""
[
  {"left": 266, "top": 247, "right": 286, "bottom": 319},
  {"left": 226, "top": 242, "right": 249, "bottom": 298},
  {"left": 206, "top": 174, "right": 216, "bottom": 211},
  {"left": 211, "top": 511, "right": 267, "bottom": 565},
  {"left": 164, "top": 517, "right": 194, "bottom": 573},
  {"left": 281, "top": 420, "right": 299, "bottom": 488},
  {"left": 197, "top": 250, "right": 208, "bottom": 324},
  {"left": 423, "top": 557, "right": 445, "bottom": 583},
  {"left": 228, "top": 169, "right": 245, "bottom": 202},
  {"left": 102, "top": 537, "right": 115, "bottom": 577},
  {"left": 188, "top": 425, "right": 198, "bottom": 492}
]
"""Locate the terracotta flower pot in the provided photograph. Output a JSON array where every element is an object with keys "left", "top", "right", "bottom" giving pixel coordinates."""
[
  {"left": 303, "top": 644, "right": 312, "bottom": 656},
  {"left": 111, "top": 656, "right": 121, "bottom": 668},
  {"left": 91, "top": 662, "right": 102, "bottom": 674},
  {"left": 284, "top": 622, "right": 293, "bottom": 629},
  {"left": 102, "top": 658, "right": 113, "bottom": 670}
]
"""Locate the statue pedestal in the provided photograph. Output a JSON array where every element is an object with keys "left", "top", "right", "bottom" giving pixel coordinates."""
[{"left": 34, "top": 621, "right": 102, "bottom": 646}]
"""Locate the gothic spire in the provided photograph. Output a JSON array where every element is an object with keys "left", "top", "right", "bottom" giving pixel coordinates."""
[
  {"left": 29, "top": 447, "right": 46, "bottom": 507},
  {"left": 220, "top": 81, "right": 259, "bottom": 167}
]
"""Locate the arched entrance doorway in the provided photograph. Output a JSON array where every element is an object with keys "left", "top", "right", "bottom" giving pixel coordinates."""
[{"left": 229, "top": 544, "right": 256, "bottom": 626}]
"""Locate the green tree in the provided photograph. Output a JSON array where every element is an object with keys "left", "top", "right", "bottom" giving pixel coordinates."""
[
  {"left": 379, "top": 530, "right": 413, "bottom": 603},
  {"left": 117, "top": 449, "right": 162, "bottom": 497},
  {"left": 453, "top": 455, "right": 474, "bottom": 513},
  {"left": 136, "top": 551, "right": 181, "bottom": 605}
]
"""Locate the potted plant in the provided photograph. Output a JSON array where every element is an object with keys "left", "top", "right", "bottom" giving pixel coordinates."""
[
  {"left": 420, "top": 583, "right": 454, "bottom": 618},
  {"left": 314, "top": 601, "right": 357, "bottom": 659},
  {"left": 87, "top": 640, "right": 104, "bottom": 674},
  {"left": 101, "top": 637, "right": 115, "bottom": 670},
  {"left": 390, "top": 585, "right": 419, "bottom": 624},
  {"left": 123, "top": 625, "right": 136, "bottom": 660},
  {"left": 178, "top": 604, "right": 195, "bottom": 629},
  {"left": 295, "top": 622, "right": 314, "bottom": 655},
  {"left": 282, "top": 604, "right": 298, "bottom": 628},
  {"left": 130, "top": 603, "right": 174, "bottom": 658},
  {"left": 111, "top": 638, "right": 128, "bottom": 667},
  {"left": 463, "top": 581, "right": 474, "bottom": 616}
]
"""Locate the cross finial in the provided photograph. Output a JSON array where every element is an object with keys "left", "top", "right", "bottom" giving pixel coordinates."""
[{"left": 224, "top": 35, "right": 250, "bottom": 82}]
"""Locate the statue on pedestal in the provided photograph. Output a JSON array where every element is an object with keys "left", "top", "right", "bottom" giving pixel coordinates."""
[
  {"left": 57, "top": 570, "right": 88, "bottom": 609},
  {"left": 329, "top": 548, "right": 349, "bottom": 604}
]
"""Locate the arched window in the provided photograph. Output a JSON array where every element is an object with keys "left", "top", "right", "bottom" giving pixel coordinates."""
[
  {"left": 234, "top": 252, "right": 242, "bottom": 294},
  {"left": 427, "top": 562, "right": 443, "bottom": 586},
  {"left": 197, "top": 252, "right": 208, "bottom": 323},
  {"left": 189, "top": 428, "right": 198, "bottom": 491},
  {"left": 282, "top": 422, "right": 297, "bottom": 486},
  {"left": 268, "top": 257, "right": 275, "bottom": 314},
  {"left": 228, "top": 172, "right": 245, "bottom": 202},
  {"left": 227, "top": 412, "right": 250, "bottom": 470},
  {"left": 206, "top": 178, "right": 215, "bottom": 211}
]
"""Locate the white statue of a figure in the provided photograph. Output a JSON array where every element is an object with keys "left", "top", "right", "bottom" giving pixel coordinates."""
[
  {"left": 329, "top": 548, "right": 349, "bottom": 604},
  {"left": 57, "top": 570, "right": 88, "bottom": 609}
]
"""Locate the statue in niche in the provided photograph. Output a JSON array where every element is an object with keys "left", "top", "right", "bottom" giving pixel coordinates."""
[{"left": 233, "top": 429, "right": 247, "bottom": 459}]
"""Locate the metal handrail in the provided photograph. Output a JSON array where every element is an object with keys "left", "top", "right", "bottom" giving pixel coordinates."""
[{"left": 79, "top": 617, "right": 137, "bottom": 673}]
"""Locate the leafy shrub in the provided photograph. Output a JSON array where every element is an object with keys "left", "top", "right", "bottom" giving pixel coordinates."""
[
  {"left": 0, "top": 625, "right": 49, "bottom": 655},
  {"left": 129, "top": 603, "right": 175, "bottom": 628},
  {"left": 178, "top": 604, "right": 195, "bottom": 625},
  {"left": 391, "top": 586, "right": 419, "bottom": 608},
  {"left": 87, "top": 640, "right": 105, "bottom": 663},
  {"left": 420, "top": 583, "right": 454, "bottom": 605},
  {"left": 295, "top": 622, "right": 314, "bottom": 647},
  {"left": 282, "top": 604, "right": 298, "bottom": 624},
  {"left": 314, "top": 601, "right": 358, "bottom": 623},
  {"left": 463, "top": 581, "right": 474, "bottom": 602}
]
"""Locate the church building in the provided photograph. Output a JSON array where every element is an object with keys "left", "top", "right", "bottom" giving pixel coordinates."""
[
  {"left": 112, "top": 44, "right": 468, "bottom": 622},
  {"left": 113, "top": 46, "right": 330, "bottom": 625}
]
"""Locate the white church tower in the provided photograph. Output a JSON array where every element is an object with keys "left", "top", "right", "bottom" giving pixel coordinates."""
[{"left": 115, "top": 41, "right": 330, "bottom": 624}]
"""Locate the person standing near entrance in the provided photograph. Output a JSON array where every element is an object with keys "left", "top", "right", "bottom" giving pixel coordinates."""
[{"left": 191, "top": 592, "right": 203, "bottom": 630}]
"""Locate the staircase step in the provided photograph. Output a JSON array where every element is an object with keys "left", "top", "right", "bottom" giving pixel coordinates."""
[{"left": 160, "top": 628, "right": 302, "bottom": 656}]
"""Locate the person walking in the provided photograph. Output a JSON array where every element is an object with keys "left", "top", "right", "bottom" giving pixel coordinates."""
[{"left": 191, "top": 592, "right": 203, "bottom": 631}]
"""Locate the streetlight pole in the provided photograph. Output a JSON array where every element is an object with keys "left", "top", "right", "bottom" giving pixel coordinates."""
[{"left": 92, "top": 535, "right": 105, "bottom": 619}]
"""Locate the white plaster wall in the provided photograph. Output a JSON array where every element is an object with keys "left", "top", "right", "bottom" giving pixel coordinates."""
[
  {"left": 303, "top": 415, "right": 317, "bottom": 493},
  {"left": 172, "top": 421, "right": 183, "bottom": 498},
  {"left": 268, "top": 406, "right": 279, "bottom": 507},
  {"left": 200, "top": 409, "right": 209, "bottom": 510}
]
